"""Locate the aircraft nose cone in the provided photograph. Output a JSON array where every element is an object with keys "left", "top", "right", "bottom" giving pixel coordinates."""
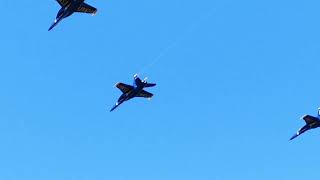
[
  {"left": 48, "top": 25, "right": 54, "bottom": 31},
  {"left": 289, "top": 133, "right": 299, "bottom": 141}
]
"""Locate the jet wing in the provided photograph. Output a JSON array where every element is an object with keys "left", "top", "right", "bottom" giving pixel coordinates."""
[
  {"left": 56, "top": 0, "right": 70, "bottom": 7},
  {"left": 76, "top": 3, "right": 97, "bottom": 15},
  {"left": 116, "top": 83, "right": 133, "bottom": 94},
  {"left": 302, "top": 115, "right": 318, "bottom": 124},
  {"left": 136, "top": 90, "right": 153, "bottom": 98}
]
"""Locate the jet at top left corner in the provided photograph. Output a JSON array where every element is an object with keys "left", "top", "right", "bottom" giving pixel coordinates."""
[{"left": 48, "top": 0, "right": 97, "bottom": 31}]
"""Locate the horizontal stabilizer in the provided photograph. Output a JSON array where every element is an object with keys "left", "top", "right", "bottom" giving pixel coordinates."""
[{"left": 145, "top": 83, "right": 156, "bottom": 88}]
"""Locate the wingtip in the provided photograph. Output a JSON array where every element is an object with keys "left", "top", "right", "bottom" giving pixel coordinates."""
[
  {"left": 113, "top": 82, "right": 120, "bottom": 88},
  {"left": 300, "top": 115, "right": 307, "bottom": 120},
  {"left": 92, "top": 10, "right": 98, "bottom": 16}
]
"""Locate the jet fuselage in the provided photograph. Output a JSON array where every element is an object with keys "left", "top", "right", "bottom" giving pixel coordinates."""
[
  {"left": 118, "top": 83, "right": 146, "bottom": 103},
  {"left": 49, "top": 0, "right": 86, "bottom": 31},
  {"left": 290, "top": 116, "right": 320, "bottom": 140},
  {"left": 110, "top": 75, "right": 155, "bottom": 112}
]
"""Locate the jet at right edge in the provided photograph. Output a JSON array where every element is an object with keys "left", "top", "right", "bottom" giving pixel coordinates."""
[
  {"left": 49, "top": 0, "right": 97, "bottom": 31},
  {"left": 290, "top": 108, "right": 320, "bottom": 140}
]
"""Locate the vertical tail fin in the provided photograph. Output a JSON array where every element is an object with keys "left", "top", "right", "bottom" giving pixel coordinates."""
[
  {"left": 134, "top": 74, "right": 143, "bottom": 87},
  {"left": 133, "top": 74, "right": 156, "bottom": 87},
  {"left": 318, "top": 107, "right": 320, "bottom": 117}
]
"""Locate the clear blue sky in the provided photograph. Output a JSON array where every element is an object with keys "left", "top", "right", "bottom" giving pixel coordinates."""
[{"left": 1, "top": 0, "right": 320, "bottom": 179}]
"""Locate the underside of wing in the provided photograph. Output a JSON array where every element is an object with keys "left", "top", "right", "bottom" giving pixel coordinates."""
[
  {"left": 116, "top": 83, "right": 133, "bottom": 94},
  {"left": 76, "top": 3, "right": 97, "bottom": 15},
  {"left": 136, "top": 90, "right": 153, "bottom": 98},
  {"left": 56, "top": 0, "right": 70, "bottom": 7},
  {"left": 302, "top": 115, "right": 318, "bottom": 124}
]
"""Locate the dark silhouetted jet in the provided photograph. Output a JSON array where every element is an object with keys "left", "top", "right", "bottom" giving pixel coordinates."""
[
  {"left": 290, "top": 108, "right": 320, "bottom": 140},
  {"left": 110, "top": 74, "right": 156, "bottom": 112},
  {"left": 49, "top": 0, "right": 97, "bottom": 31}
]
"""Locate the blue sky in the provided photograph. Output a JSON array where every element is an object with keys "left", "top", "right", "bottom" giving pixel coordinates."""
[{"left": 1, "top": 0, "right": 320, "bottom": 179}]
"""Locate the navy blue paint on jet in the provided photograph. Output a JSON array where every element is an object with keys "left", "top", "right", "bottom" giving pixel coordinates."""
[
  {"left": 49, "top": 0, "right": 97, "bottom": 31},
  {"left": 290, "top": 108, "right": 320, "bottom": 140},
  {"left": 110, "top": 74, "right": 156, "bottom": 112}
]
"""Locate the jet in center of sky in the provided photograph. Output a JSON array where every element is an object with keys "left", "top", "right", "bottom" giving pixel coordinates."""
[
  {"left": 110, "top": 74, "right": 156, "bottom": 112},
  {"left": 48, "top": 0, "right": 97, "bottom": 31},
  {"left": 290, "top": 108, "right": 320, "bottom": 140}
]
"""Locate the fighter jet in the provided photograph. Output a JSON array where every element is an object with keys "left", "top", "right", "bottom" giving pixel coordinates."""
[
  {"left": 290, "top": 108, "right": 320, "bottom": 140},
  {"left": 48, "top": 0, "right": 97, "bottom": 31},
  {"left": 110, "top": 74, "right": 156, "bottom": 112}
]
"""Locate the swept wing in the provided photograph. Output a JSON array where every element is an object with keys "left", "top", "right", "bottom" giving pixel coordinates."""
[
  {"left": 116, "top": 83, "right": 134, "bottom": 94},
  {"left": 56, "top": 0, "right": 70, "bottom": 7},
  {"left": 302, "top": 115, "right": 318, "bottom": 124},
  {"left": 136, "top": 90, "right": 153, "bottom": 98},
  {"left": 76, "top": 3, "right": 97, "bottom": 15}
]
